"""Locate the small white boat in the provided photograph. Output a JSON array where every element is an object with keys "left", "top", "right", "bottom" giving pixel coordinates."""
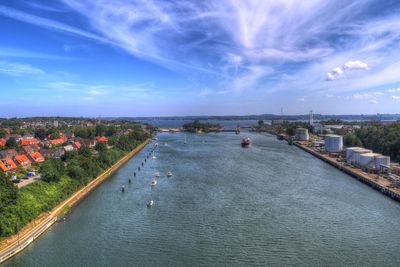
[
  {"left": 155, "top": 172, "right": 160, "bottom": 177},
  {"left": 167, "top": 171, "right": 172, "bottom": 177},
  {"left": 147, "top": 200, "right": 154, "bottom": 207},
  {"left": 150, "top": 180, "right": 157, "bottom": 186}
]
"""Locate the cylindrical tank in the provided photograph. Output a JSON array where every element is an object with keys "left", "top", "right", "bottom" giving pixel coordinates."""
[
  {"left": 325, "top": 134, "right": 343, "bottom": 152},
  {"left": 359, "top": 153, "right": 380, "bottom": 169},
  {"left": 295, "top": 128, "right": 309, "bottom": 141},
  {"left": 346, "top": 147, "right": 361, "bottom": 161},
  {"left": 375, "top": 155, "right": 390, "bottom": 170},
  {"left": 350, "top": 148, "right": 372, "bottom": 165}
]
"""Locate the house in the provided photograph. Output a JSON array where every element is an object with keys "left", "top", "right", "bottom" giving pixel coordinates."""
[
  {"left": 40, "top": 148, "right": 65, "bottom": 158},
  {"left": 21, "top": 144, "right": 40, "bottom": 154},
  {"left": 63, "top": 145, "right": 75, "bottom": 152},
  {"left": 19, "top": 138, "right": 39, "bottom": 146},
  {"left": 80, "top": 139, "right": 96, "bottom": 148},
  {"left": 0, "top": 149, "right": 18, "bottom": 159},
  {"left": 49, "top": 138, "right": 65, "bottom": 146},
  {"left": 0, "top": 158, "right": 17, "bottom": 172},
  {"left": 14, "top": 154, "right": 31, "bottom": 167},
  {"left": 73, "top": 141, "right": 81, "bottom": 149},
  {"left": 96, "top": 136, "right": 108, "bottom": 143},
  {"left": 29, "top": 152, "right": 45, "bottom": 163},
  {"left": 0, "top": 138, "right": 5, "bottom": 147}
]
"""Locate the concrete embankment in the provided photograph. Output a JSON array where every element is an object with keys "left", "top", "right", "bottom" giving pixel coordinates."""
[
  {"left": 293, "top": 141, "right": 400, "bottom": 202},
  {"left": 0, "top": 139, "right": 150, "bottom": 264}
]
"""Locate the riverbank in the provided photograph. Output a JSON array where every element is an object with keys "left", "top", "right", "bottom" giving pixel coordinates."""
[
  {"left": 292, "top": 140, "right": 400, "bottom": 202},
  {"left": 0, "top": 139, "right": 150, "bottom": 264}
]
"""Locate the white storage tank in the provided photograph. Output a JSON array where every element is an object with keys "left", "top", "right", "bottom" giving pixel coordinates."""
[
  {"left": 349, "top": 148, "right": 372, "bottom": 165},
  {"left": 346, "top": 147, "right": 361, "bottom": 161},
  {"left": 295, "top": 128, "right": 309, "bottom": 141},
  {"left": 324, "top": 134, "right": 343, "bottom": 152},
  {"left": 359, "top": 153, "right": 380, "bottom": 169},
  {"left": 375, "top": 155, "right": 390, "bottom": 170}
]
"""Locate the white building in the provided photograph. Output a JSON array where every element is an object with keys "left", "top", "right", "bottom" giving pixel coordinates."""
[
  {"left": 295, "top": 128, "right": 309, "bottom": 141},
  {"left": 324, "top": 134, "right": 343, "bottom": 152}
]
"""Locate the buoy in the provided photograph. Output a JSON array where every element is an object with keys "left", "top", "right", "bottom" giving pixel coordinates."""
[
  {"left": 134, "top": 172, "right": 136, "bottom": 177},
  {"left": 128, "top": 178, "right": 131, "bottom": 184},
  {"left": 121, "top": 185, "right": 125, "bottom": 192}
]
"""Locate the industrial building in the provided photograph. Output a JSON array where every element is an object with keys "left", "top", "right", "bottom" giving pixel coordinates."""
[
  {"left": 324, "top": 134, "right": 343, "bottom": 152},
  {"left": 345, "top": 147, "right": 391, "bottom": 172},
  {"left": 295, "top": 128, "right": 309, "bottom": 141}
]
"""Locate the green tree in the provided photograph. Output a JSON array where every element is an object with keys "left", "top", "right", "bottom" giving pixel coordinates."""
[
  {"left": 40, "top": 159, "right": 65, "bottom": 182},
  {"left": 95, "top": 142, "right": 107, "bottom": 153},
  {"left": 344, "top": 133, "right": 362, "bottom": 147},
  {"left": 6, "top": 137, "right": 17, "bottom": 149}
]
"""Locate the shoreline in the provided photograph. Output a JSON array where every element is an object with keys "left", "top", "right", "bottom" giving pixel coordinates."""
[
  {"left": 0, "top": 139, "right": 150, "bottom": 264},
  {"left": 291, "top": 140, "right": 400, "bottom": 202}
]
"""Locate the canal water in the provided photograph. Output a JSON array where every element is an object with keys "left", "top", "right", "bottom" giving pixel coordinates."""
[{"left": 4, "top": 132, "right": 400, "bottom": 266}]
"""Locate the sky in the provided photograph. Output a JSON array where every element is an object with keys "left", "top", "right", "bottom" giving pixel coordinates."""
[{"left": 0, "top": 0, "right": 400, "bottom": 117}]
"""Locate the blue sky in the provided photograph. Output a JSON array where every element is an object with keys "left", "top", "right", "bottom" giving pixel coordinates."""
[{"left": 1, "top": 0, "right": 400, "bottom": 117}]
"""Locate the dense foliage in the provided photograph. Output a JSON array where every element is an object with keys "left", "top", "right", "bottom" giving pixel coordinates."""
[
  {"left": 182, "top": 120, "right": 223, "bottom": 133},
  {"left": 353, "top": 123, "right": 400, "bottom": 162},
  {"left": 0, "top": 123, "right": 151, "bottom": 238}
]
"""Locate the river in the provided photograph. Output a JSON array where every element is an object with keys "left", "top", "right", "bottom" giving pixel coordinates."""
[{"left": 4, "top": 131, "right": 400, "bottom": 266}]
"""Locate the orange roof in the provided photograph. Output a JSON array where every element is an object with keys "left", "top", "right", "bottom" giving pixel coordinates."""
[
  {"left": 19, "top": 138, "right": 39, "bottom": 146},
  {"left": 29, "top": 152, "right": 45, "bottom": 163},
  {"left": 0, "top": 138, "right": 5, "bottom": 146},
  {"left": 96, "top": 136, "right": 108, "bottom": 142},
  {"left": 49, "top": 138, "right": 64, "bottom": 145},
  {"left": 74, "top": 141, "right": 81, "bottom": 149},
  {"left": 0, "top": 158, "right": 17, "bottom": 172},
  {"left": 14, "top": 154, "right": 31, "bottom": 166}
]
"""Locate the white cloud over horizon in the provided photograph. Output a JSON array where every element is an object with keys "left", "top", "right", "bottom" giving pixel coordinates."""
[{"left": 1, "top": 0, "right": 400, "bottom": 115}]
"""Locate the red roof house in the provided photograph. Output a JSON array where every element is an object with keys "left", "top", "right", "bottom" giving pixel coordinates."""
[
  {"left": 73, "top": 141, "right": 81, "bottom": 149},
  {"left": 19, "top": 138, "right": 39, "bottom": 146},
  {"left": 14, "top": 154, "right": 32, "bottom": 167},
  {"left": 0, "top": 138, "right": 5, "bottom": 147},
  {"left": 0, "top": 158, "right": 17, "bottom": 172},
  {"left": 96, "top": 136, "right": 108, "bottom": 143},
  {"left": 29, "top": 152, "right": 45, "bottom": 163}
]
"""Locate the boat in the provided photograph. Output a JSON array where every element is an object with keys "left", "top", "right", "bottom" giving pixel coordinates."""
[
  {"left": 150, "top": 179, "right": 157, "bottom": 186},
  {"left": 167, "top": 171, "right": 172, "bottom": 177},
  {"left": 147, "top": 200, "right": 154, "bottom": 207},
  {"left": 241, "top": 137, "right": 251, "bottom": 147},
  {"left": 155, "top": 172, "right": 160, "bottom": 177},
  {"left": 121, "top": 185, "right": 125, "bottom": 192},
  {"left": 184, "top": 136, "right": 187, "bottom": 144}
]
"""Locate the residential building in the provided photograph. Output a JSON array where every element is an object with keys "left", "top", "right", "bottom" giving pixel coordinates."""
[
  {"left": 0, "top": 158, "right": 17, "bottom": 172},
  {"left": 29, "top": 152, "right": 45, "bottom": 163},
  {"left": 14, "top": 154, "right": 32, "bottom": 167}
]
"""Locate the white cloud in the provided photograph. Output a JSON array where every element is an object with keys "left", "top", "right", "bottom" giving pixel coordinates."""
[
  {"left": 297, "top": 97, "right": 305, "bottom": 102},
  {"left": 0, "top": 60, "right": 45, "bottom": 76},
  {"left": 392, "top": 95, "right": 400, "bottom": 100},
  {"left": 388, "top": 88, "right": 400, "bottom": 93},
  {"left": 343, "top": 60, "right": 369, "bottom": 70},
  {"left": 353, "top": 91, "right": 383, "bottom": 104},
  {"left": 326, "top": 60, "right": 369, "bottom": 81}
]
